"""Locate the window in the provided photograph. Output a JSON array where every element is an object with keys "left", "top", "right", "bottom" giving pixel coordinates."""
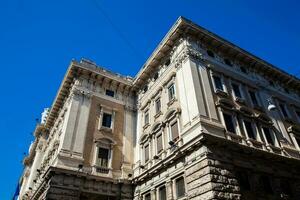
[
  {"left": 144, "top": 110, "right": 149, "bottom": 125},
  {"left": 102, "top": 113, "right": 112, "bottom": 128},
  {"left": 279, "top": 103, "right": 289, "bottom": 118},
  {"left": 280, "top": 179, "right": 292, "bottom": 196},
  {"left": 240, "top": 66, "right": 248, "bottom": 74},
  {"left": 155, "top": 98, "right": 161, "bottom": 114},
  {"left": 157, "top": 134, "right": 163, "bottom": 153},
  {"left": 105, "top": 89, "right": 115, "bottom": 97},
  {"left": 144, "top": 144, "right": 149, "bottom": 162},
  {"left": 96, "top": 147, "right": 109, "bottom": 168},
  {"left": 223, "top": 113, "right": 236, "bottom": 134},
  {"left": 175, "top": 177, "right": 185, "bottom": 198},
  {"left": 244, "top": 120, "right": 255, "bottom": 139},
  {"left": 145, "top": 193, "right": 151, "bottom": 200},
  {"left": 296, "top": 111, "right": 300, "bottom": 122},
  {"left": 168, "top": 84, "right": 176, "bottom": 101},
  {"left": 170, "top": 121, "right": 179, "bottom": 141},
  {"left": 236, "top": 171, "right": 251, "bottom": 191},
  {"left": 224, "top": 58, "right": 233, "bottom": 66},
  {"left": 248, "top": 90, "right": 259, "bottom": 106},
  {"left": 153, "top": 72, "right": 159, "bottom": 81},
  {"left": 263, "top": 127, "right": 275, "bottom": 146},
  {"left": 158, "top": 186, "right": 166, "bottom": 200},
  {"left": 295, "top": 137, "right": 300, "bottom": 148},
  {"left": 207, "top": 50, "right": 215, "bottom": 58},
  {"left": 143, "top": 85, "right": 148, "bottom": 93},
  {"left": 165, "top": 58, "right": 171, "bottom": 66},
  {"left": 232, "top": 83, "right": 242, "bottom": 99},
  {"left": 259, "top": 176, "right": 273, "bottom": 194},
  {"left": 213, "top": 75, "right": 224, "bottom": 91}
]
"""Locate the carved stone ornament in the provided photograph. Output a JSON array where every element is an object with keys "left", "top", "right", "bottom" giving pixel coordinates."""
[{"left": 174, "top": 46, "right": 204, "bottom": 68}]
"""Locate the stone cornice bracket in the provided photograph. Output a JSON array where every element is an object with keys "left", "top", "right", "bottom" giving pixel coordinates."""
[
  {"left": 174, "top": 46, "right": 204, "bottom": 68},
  {"left": 71, "top": 87, "right": 92, "bottom": 99}
]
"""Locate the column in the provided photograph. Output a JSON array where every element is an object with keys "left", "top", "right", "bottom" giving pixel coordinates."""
[
  {"left": 166, "top": 180, "right": 173, "bottom": 200},
  {"left": 151, "top": 188, "right": 156, "bottom": 200}
]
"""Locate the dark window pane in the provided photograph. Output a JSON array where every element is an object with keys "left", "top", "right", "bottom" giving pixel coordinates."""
[
  {"left": 232, "top": 83, "right": 242, "bottom": 98},
  {"left": 240, "top": 66, "right": 248, "bottom": 74},
  {"left": 236, "top": 171, "right": 251, "bottom": 191},
  {"left": 244, "top": 120, "right": 255, "bottom": 139},
  {"left": 176, "top": 177, "right": 185, "bottom": 198},
  {"left": 279, "top": 104, "right": 288, "bottom": 118},
  {"left": 296, "top": 137, "right": 300, "bottom": 147},
  {"left": 168, "top": 84, "right": 175, "bottom": 100},
  {"left": 213, "top": 76, "right": 223, "bottom": 91},
  {"left": 153, "top": 72, "right": 159, "bottom": 80},
  {"left": 224, "top": 58, "right": 233, "bottom": 66},
  {"left": 223, "top": 113, "right": 236, "bottom": 134},
  {"left": 157, "top": 134, "right": 163, "bottom": 153},
  {"left": 159, "top": 186, "right": 166, "bottom": 200},
  {"left": 171, "top": 122, "right": 179, "bottom": 141},
  {"left": 145, "top": 193, "right": 151, "bottom": 200},
  {"left": 144, "top": 111, "right": 149, "bottom": 125},
  {"left": 260, "top": 176, "right": 273, "bottom": 194},
  {"left": 155, "top": 99, "right": 161, "bottom": 113},
  {"left": 97, "top": 148, "right": 109, "bottom": 167},
  {"left": 144, "top": 145, "right": 149, "bottom": 162},
  {"left": 249, "top": 91, "right": 258, "bottom": 106},
  {"left": 263, "top": 127, "right": 274, "bottom": 145},
  {"left": 207, "top": 50, "right": 215, "bottom": 57},
  {"left": 105, "top": 89, "right": 115, "bottom": 97},
  {"left": 102, "top": 113, "right": 112, "bottom": 128}
]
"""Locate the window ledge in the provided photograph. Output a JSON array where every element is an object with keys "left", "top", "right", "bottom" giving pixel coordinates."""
[
  {"left": 167, "top": 98, "right": 177, "bottom": 107},
  {"left": 234, "top": 97, "right": 246, "bottom": 104},
  {"left": 215, "top": 89, "right": 229, "bottom": 98},
  {"left": 154, "top": 111, "right": 163, "bottom": 119},
  {"left": 143, "top": 123, "right": 150, "bottom": 130},
  {"left": 253, "top": 105, "right": 265, "bottom": 112},
  {"left": 100, "top": 126, "right": 112, "bottom": 133}
]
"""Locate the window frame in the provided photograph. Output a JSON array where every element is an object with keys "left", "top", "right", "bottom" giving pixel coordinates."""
[
  {"left": 158, "top": 185, "right": 166, "bottom": 200},
  {"left": 231, "top": 81, "right": 244, "bottom": 100},
  {"left": 221, "top": 112, "right": 238, "bottom": 134},
  {"left": 174, "top": 176, "right": 186, "bottom": 199},
  {"left": 98, "top": 106, "right": 115, "bottom": 131},
  {"left": 248, "top": 89, "right": 260, "bottom": 107},
  {"left": 102, "top": 112, "right": 112, "bottom": 128},
  {"left": 168, "top": 83, "right": 176, "bottom": 102},
  {"left": 155, "top": 98, "right": 161, "bottom": 114},
  {"left": 144, "top": 109, "right": 150, "bottom": 126},
  {"left": 144, "top": 143, "right": 150, "bottom": 163},
  {"left": 261, "top": 126, "right": 277, "bottom": 146},
  {"left": 243, "top": 119, "right": 257, "bottom": 140},
  {"left": 278, "top": 102, "right": 290, "bottom": 119}
]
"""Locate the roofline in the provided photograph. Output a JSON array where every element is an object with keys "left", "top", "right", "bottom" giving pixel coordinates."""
[{"left": 133, "top": 16, "right": 300, "bottom": 89}]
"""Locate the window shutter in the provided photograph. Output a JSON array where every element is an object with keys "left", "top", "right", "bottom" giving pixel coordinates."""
[
  {"left": 157, "top": 134, "right": 163, "bottom": 153},
  {"left": 176, "top": 177, "right": 185, "bottom": 198}
]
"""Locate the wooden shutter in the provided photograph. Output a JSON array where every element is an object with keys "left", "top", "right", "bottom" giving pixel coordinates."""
[
  {"left": 171, "top": 121, "right": 179, "bottom": 140},
  {"left": 157, "top": 134, "right": 163, "bottom": 153}
]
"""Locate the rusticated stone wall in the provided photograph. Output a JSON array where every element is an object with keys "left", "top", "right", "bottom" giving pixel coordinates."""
[{"left": 186, "top": 142, "right": 300, "bottom": 200}]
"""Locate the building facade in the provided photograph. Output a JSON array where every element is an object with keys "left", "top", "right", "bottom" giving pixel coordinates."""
[{"left": 19, "top": 17, "right": 300, "bottom": 200}]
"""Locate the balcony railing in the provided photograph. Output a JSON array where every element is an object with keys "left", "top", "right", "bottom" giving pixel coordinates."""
[{"left": 95, "top": 166, "right": 110, "bottom": 174}]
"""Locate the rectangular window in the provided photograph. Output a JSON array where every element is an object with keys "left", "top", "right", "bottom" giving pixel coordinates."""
[
  {"left": 176, "top": 177, "right": 185, "bottom": 198},
  {"left": 157, "top": 134, "right": 163, "bottom": 153},
  {"left": 145, "top": 193, "right": 151, "bottom": 200},
  {"left": 155, "top": 98, "right": 161, "bottom": 114},
  {"left": 144, "top": 144, "right": 149, "bottom": 162},
  {"left": 96, "top": 147, "right": 109, "bottom": 168},
  {"left": 232, "top": 83, "right": 242, "bottom": 98},
  {"left": 244, "top": 120, "right": 255, "bottom": 139},
  {"left": 105, "top": 89, "right": 115, "bottom": 97},
  {"left": 296, "top": 111, "right": 300, "bottom": 122},
  {"left": 144, "top": 110, "right": 149, "bottom": 125},
  {"left": 263, "top": 127, "right": 274, "bottom": 146},
  {"left": 102, "top": 113, "right": 112, "bottom": 128},
  {"left": 168, "top": 84, "right": 176, "bottom": 101},
  {"left": 213, "top": 75, "right": 224, "bottom": 91},
  {"left": 248, "top": 90, "right": 259, "bottom": 106},
  {"left": 223, "top": 113, "right": 236, "bottom": 134},
  {"left": 236, "top": 171, "right": 251, "bottom": 191},
  {"left": 171, "top": 121, "right": 179, "bottom": 141},
  {"left": 159, "top": 186, "right": 166, "bottom": 200},
  {"left": 295, "top": 137, "right": 300, "bottom": 148},
  {"left": 279, "top": 103, "right": 289, "bottom": 118},
  {"left": 260, "top": 176, "right": 273, "bottom": 194}
]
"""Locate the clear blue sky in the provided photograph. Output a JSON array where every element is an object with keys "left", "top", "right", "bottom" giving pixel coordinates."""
[{"left": 1, "top": 0, "right": 300, "bottom": 198}]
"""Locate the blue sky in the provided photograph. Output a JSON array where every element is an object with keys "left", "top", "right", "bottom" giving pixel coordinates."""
[{"left": 1, "top": 0, "right": 300, "bottom": 198}]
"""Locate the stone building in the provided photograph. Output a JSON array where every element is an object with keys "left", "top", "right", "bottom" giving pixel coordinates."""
[{"left": 19, "top": 17, "right": 300, "bottom": 200}]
